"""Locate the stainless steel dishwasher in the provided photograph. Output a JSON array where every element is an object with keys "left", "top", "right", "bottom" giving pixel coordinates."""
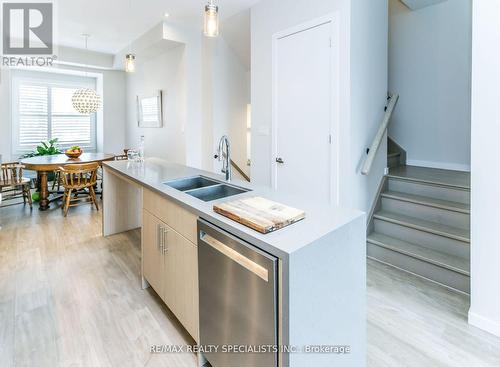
[{"left": 198, "top": 219, "right": 278, "bottom": 367}]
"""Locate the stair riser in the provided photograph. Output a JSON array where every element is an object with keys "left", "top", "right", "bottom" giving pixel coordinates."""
[
  {"left": 381, "top": 197, "right": 470, "bottom": 230},
  {"left": 388, "top": 178, "right": 470, "bottom": 205},
  {"left": 374, "top": 219, "right": 470, "bottom": 259},
  {"left": 388, "top": 155, "right": 401, "bottom": 168},
  {"left": 367, "top": 242, "right": 470, "bottom": 293}
]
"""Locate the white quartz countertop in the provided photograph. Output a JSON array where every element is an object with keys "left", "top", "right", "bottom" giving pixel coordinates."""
[{"left": 103, "top": 158, "right": 364, "bottom": 257}]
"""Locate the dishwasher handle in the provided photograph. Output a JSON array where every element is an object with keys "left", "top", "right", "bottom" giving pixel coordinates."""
[{"left": 200, "top": 231, "right": 269, "bottom": 282}]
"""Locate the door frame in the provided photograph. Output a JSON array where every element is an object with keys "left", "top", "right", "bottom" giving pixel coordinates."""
[{"left": 271, "top": 13, "right": 340, "bottom": 205}]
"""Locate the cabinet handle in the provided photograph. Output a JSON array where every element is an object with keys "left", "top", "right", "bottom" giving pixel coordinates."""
[
  {"left": 157, "top": 224, "right": 162, "bottom": 251},
  {"left": 163, "top": 228, "right": 169, "bottom": 253},
  {"left": 159, "top": 224, "right": 165, "bottom": 253}
]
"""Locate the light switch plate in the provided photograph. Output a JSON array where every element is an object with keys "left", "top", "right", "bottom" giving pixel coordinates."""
[{"left": 257, "top": 126, "right": 270, "bottom": 136}]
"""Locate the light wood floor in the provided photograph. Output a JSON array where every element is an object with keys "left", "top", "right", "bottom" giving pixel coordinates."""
[{"left": 1, "top": 203, "right": 499, "bottom": 367}]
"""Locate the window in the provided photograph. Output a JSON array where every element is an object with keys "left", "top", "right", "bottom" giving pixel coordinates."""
[{"left": 12, "top": 70, "right": 97, "bottom": 154}]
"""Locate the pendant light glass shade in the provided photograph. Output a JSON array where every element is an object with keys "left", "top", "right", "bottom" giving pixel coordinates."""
[
  {"left": 125, "top": 53, "right": 136, "bottom": 73},
  {"left": 72, "top": 88, "right": 102, "bottom": 114},
  {"left": 204, "top": 0, "right": 219, "bottom": 37},
  {"left": 72, "top": 34, "right": 102, "bottom": 115}
]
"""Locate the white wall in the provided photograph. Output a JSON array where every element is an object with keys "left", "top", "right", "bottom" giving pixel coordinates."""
[
  {"left": 124, "top": 21, "right": 250, "bottom": 173},
  {"left": 162, "top": 23, "right": 203, "bottom": 169},
  {"left": 125, "top": 45, "right": 186, "bottom": 164},
  {"left": 121, "top": 21, "right": 204, "bottom": 167},
  {"left": 469, "top": 0, "right": 500, "bottom": 338},
  {"left": 59, "top": 65, "right": 127, "bottom": 155},
  {"left": 388, "top": 0, "right": 472, "bottom": 171},
  {"left": 203, "top": 37, "right": 250, "bottom": 176},
  {"left": 98, "top": 69, "right": 127, "bottom": 155},
  {"left": 348, "top": 0, "right": 389, "bottom": 213},
  {"left": 0, "top": 64, "right": 126, "bottom": 162},
  {"left": 0, "top": 68, "right": 12, "bottom": 162},
  {"left": 251, "top": 0, "right": 388, "bottom": 213}
]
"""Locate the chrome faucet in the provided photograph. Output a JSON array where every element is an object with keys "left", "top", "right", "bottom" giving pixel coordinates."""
[{"left": 215, "top": 135, "right": 232, "bottom": 182}]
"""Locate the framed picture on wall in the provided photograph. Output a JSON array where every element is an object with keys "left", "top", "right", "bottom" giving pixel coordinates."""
[{"left": 137, "top": 90, "right": 163, "bottom": 128}]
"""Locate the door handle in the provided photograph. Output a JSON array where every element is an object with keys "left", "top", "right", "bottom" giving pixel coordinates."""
[{"left": 275, "top": 157, "right": 284, "bottom": 164}]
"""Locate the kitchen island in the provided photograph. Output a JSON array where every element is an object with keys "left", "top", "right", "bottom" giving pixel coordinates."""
[{"left": 102, "top": 157, "right": 366, "bottom": 367}]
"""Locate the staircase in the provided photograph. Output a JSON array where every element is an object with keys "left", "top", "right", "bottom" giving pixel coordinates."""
[
  {"left": 387, "top": 137, "right": 406, "bottom": 169},
  {"left": 367, "top": 165, "right": 470, "bottom": 293}
]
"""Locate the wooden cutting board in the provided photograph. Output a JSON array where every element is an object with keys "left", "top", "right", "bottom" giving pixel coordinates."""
[{"left": 213, "top": 196, "right": 305, "bottom": 234}]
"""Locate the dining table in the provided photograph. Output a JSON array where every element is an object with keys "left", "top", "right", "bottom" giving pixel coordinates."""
[{"left": 20, "top": 153, "right": 115, "bottom": 211}]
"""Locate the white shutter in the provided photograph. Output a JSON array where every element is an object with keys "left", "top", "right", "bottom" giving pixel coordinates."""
[
  {"left": 18, "top": 84, "right": 49, "bottom": 149},
  {"left": 13, "top": 71, "right": 97, "bottom": 154},
  {"left": 51, "top": 87, "right": 94, "bottom": 149}
]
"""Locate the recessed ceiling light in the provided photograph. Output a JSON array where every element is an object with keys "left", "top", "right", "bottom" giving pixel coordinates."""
[{"left": 164, "top": 12, "right": 170, "bottom": 18}]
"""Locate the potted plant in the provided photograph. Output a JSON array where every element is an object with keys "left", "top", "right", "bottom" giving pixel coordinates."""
[{"left": 19, "top": 138, "right": 62, "bottom": 159}]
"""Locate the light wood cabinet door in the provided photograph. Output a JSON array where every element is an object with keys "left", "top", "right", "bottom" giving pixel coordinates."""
[
  {"left": 143, "top": 188, "right": 198, "bottom": 243},
  {"left": 161, "top": 226, "right": 176, "bottom": 311},
  {"left": 142, "top": 193, "right": 200, "bottom": 343},
  {"left": 163, "top": 225, "right": 199, "bottom": 342},
  {"left": 175, "top": 230, "right": 199, "bottom": 342},
  {"left": 142, "top": 210, "right": 163, "bottom": 295}
]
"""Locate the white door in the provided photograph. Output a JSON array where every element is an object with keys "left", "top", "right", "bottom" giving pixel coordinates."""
[{"left": 273, "top": 20, "right": 335, "bottom": 204}]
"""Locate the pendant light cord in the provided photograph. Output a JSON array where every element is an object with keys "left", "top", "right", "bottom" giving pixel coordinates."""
[{"left": 82, "top": 33, "right": 90, "bottom": 78}]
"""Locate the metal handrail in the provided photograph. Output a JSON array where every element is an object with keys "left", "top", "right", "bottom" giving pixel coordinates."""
[
  {"left": 218, "top": 151, "right": 251, "bottom": 182},
  {"left": 230, "top": 159, "right": 250, "bottom": 182},
  {"left": 361, "top": 93, "right": 399, "bottom": 176}
]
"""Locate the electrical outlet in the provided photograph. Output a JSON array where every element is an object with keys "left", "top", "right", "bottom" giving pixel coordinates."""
[{"left": 384, "top": 167, "right": 389, "bottom": 175}]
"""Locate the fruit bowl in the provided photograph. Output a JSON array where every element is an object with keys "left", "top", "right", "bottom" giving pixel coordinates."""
[{"left": 65, "top": 149, "right": 83, "bottom": 159}]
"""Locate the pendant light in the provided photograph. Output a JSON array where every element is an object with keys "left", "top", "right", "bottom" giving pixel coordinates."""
[
  {"left": 125, "top": 54, "right": 135, "bottom": 73},
  {"left": 72, "top": 34, "right": 102, "bottom": 115},
  {"left": 125, "top": 0, "right": 136, "bottom": 72},
  {"left": 204, "top": 0, "right": 219, "bottom": 37}
]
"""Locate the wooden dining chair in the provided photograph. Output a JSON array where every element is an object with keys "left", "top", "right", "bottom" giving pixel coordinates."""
[
  {"left": 51, "top": 170, "right": 63, "bottom": 192},
  {"left": 0, "top": 162, "right": 32, "bottom": 209},
  {"left": 59, "top": 162, "right": 99, "bottom": 217}
]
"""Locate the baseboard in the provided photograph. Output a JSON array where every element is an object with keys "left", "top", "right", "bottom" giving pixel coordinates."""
[
  {"left": 468, "top": 309, "right": 500, "bottom": 337},
  {"left": 406, "top": 159, "right": 471, "bottom": 172}
]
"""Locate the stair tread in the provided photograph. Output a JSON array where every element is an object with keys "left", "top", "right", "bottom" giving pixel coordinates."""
[
  {"left": 368, "top": 232, "right": 470, "bottom": 275},
  {"left": 388, "top": 152, "right": 401, "bottom": 158},
  {"left": 382, "top": 190, "right": 470, "bottom": 213},
  {"left": 388, "top": 165, "right": 470, "bottom": 190},
  {"left": 373, "top": 210, "right": 470, "bottom": 242}
]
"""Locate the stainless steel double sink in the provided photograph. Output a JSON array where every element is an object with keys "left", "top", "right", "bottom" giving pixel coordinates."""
[{"left": 164, "top": 176, "right": 251, "bottom": 202}]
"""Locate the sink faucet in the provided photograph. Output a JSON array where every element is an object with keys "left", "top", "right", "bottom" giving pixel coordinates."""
[{"left": 215, "top": 135, "right": 232, "bottom": 182}]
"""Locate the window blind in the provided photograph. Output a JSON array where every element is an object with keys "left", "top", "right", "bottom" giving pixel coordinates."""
[
  {"left": 51, "top": 87, "right": 93, "bottom": 148},
  {"left": 18, "top": 84, "right": 49, "bottom": 149},
  {"left": 13, "top": 72, "right": 97, "bottom": 153}
]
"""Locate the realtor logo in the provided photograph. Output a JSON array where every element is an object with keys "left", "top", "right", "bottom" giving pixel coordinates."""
[{"left": 2, "top": 2, "right": 53, "bottom": 55}]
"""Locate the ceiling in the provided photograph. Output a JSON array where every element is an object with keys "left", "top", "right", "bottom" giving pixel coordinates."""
[{"left": 57, "top": 0, "right": 259, "bottom": 54}]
